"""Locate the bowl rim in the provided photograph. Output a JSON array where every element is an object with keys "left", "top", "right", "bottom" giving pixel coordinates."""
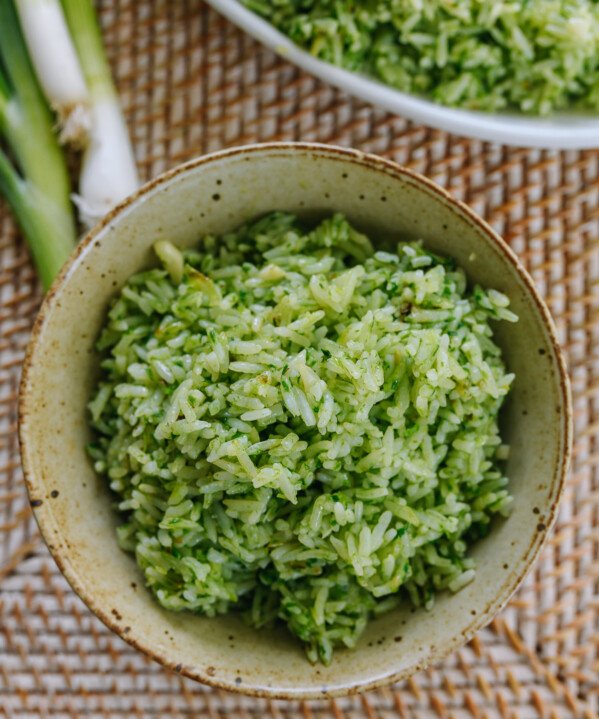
[
  {"left": 206, "top": 0, "right": 599, "bottom": 150},
  {"left": 19, "top": 142, "right": 573, "bottom": 699}
]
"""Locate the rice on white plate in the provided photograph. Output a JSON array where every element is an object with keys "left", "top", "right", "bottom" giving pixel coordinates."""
[{"left": 88, "top": 212, "right": 516, "bottom": 664}]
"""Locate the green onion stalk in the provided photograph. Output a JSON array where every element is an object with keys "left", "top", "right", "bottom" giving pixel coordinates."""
[
  {"left": 14, "top": 0, "right": 91, "bottom": 147},
  {"left": 14, "top": 0, "right": 139, "bottom": 229},
  {"left": 0, "top": 0, "right": 76, "bottom": 290},
  {"left": 60, "top": 0, "right": 139, "bottom": 228}
]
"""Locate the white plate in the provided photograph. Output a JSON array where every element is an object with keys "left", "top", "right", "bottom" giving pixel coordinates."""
[{"left": 207, "top": 0, "right": 599, "bottom": 150}]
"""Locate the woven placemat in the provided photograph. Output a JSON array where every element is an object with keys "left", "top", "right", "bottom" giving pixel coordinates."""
[{"left": 1, "top": 1, "right": 598, "bottom": 716}]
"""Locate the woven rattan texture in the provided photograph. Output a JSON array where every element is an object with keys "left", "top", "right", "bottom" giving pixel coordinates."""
[{"left": 1, "top": 2, "right": 598, "bottom": 717}]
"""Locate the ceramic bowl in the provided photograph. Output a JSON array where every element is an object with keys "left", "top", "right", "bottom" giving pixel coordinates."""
[{"left": 19, "top": 143, "right": 571, "bottom": 698}]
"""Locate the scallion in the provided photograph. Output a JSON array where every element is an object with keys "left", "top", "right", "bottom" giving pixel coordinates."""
[
  {"left": 60, "top": 0, "right": 139, "bottom": 227},
  {"left": 0, "top": 0, "right": 76, "bottom": 289},
  {"left": 14, "top": 0, "right": 91, "bottom": 147}
]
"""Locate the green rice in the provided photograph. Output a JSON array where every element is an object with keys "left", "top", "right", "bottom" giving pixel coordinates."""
[
  {"left": 241, "top": 0, "right": 599, "bottom": 115},
  {"left": 88, "top": 212, "right": 516, "bottom": 664}
]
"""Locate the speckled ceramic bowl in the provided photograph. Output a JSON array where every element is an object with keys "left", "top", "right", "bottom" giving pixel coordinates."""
[{"left": 19, "top": 143, "right": 571, "bottom": 699}]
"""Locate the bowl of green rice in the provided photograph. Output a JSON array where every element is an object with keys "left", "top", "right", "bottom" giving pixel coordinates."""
[
  {"left": 206, "top": 0, "right": 599, "bottom": 149},
  {"left": 19, "top": 143, "right": 571, "bottom": 697}
]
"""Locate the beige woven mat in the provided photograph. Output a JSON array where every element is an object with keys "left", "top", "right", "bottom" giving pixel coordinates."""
[{"left": 1, "top": 1, "right": 598, "bottom": 717}]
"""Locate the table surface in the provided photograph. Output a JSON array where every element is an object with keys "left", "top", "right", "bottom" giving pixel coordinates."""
[{"left": 1, "top": 2, "right": 598, "bottom": 717}]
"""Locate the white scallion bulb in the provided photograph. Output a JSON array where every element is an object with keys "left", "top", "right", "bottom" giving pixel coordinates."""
[{"left": 15, "top": 0, "right": 91, "bottom": 147}]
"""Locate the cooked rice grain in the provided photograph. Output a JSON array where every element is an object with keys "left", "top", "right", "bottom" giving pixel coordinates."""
[
  {"left": 89, "top": 212, "right": 516, "bottom": 664},
  {"left": 242, "top": 0, "right": 599, "bottom": 115}
]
